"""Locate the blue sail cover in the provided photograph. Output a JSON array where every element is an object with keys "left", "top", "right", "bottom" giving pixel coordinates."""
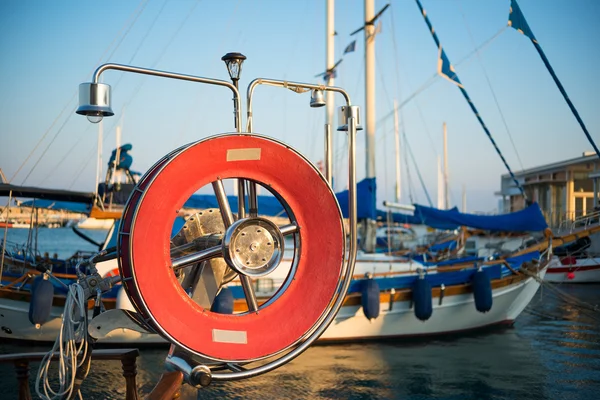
[
  {"left": 376, "top": 209, "right": 424, "bottom": 225},
  {"left": 337, "top": 177, "right": 423, "bottom": 223},
  {"left": 19, "top": 199, "right": 92, "bottom": 214},
  {"left": 413, "top": 203, "right": 548, "bottom": 232},
  {"left": 336, "top": 177, "right": 377, "bottom": 220},
  {"left": 184, "top": 194, "right": 287, "bottom": 218}
]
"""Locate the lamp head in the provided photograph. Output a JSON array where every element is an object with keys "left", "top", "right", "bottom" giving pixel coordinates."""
[
  {"left": 337, "top": 105, "right": 363, "bottom": 131},
  {"left": 221, "top": 52, "right": 247, "bottom": 81},
  {"left": 76, "top": 83, "right": 114, "bottom": 123},
  {"left": 310, "top": 89, "right": 326, "bottom": 108}
]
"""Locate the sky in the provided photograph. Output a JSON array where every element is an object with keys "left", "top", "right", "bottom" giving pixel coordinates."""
[{"left": 0, "top": 0, "right": 598, "bottom": 213}]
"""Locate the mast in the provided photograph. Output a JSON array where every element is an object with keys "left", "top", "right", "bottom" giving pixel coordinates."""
[
  {"left": 437, "top": 156, "right": 444, "bottom": 209},
  {"left": 364, "top": 0, "right": 376, "bottom": 180},
  {"left": 363, "top": 0, "right": 377, "bottom": 252},
  {"left": 443, "top": 122, "right": 448, "bottom": 209},
  {"left": 325, "top": 0, "right": 335, "bottom": 185},
  {"left": 393, "top": 99, "right": 401, "bottom": 203},
  {"left": 94, "top": 121, "right": 103, "bottom": 198}
]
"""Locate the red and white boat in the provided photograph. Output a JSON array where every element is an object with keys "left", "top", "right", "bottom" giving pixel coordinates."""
[{"left": 546, "top": 213, "right": 600, "bottom": 283}]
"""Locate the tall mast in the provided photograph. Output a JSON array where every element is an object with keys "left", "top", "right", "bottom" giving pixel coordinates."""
[
  {"left": 394, "top": 99, "right": 401, "bottom": 203},
  {"left": 363, "top": 0, "right": 376, "bottom": 252},
  {"left": 325, "top": 0, "right": 335, "bottom": 185},
  {"left": 364, "top": 0, "right": 376, "bottom": 180},
  {"left": 443, "top": 122, "right": 448, "bottom": 209},
  {"left": 437, "top": 156, "right": 444, "bottom": 209}
]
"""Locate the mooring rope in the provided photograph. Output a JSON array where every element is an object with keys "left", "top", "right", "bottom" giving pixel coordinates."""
[
  {"left": 520, "top": 267, "right": 600, "bottom": 323},
  {"left": 35, "top": 283, "right": 89, "bottom": 400}
]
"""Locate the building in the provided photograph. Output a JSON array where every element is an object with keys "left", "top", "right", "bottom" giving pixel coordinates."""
[{"left": 498, "top": 152, "right": 600, "bottom": 228}]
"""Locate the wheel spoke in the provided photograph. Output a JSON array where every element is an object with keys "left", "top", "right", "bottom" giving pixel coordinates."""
[
  {"left": 237, "top": 179, "right": 246, "bottom": 219},
  {"left": 248, "top": 181, "right": 258, "bottom": 217},
  {"left": 279, "top": 223, "right": 298, "bottom": 236},
  {"left": 240, "top": 275, "right": 258, "bottom": 312},
  {"left": 171, "top": 245, "right": 222, "bottom": 271},
  {"left": 212, "top": 179, "right": 235, "bottom": 227},
  {"left": 226, "top": 363, "right": 246, "bottom": 372}
]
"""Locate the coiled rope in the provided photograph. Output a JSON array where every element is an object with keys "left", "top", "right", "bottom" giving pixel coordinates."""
[{"left": 35, "top": 283, "right": 89, "bottom": 400}]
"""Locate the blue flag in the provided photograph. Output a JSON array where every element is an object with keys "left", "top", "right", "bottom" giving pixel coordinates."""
[
  {"left": 508, "top": 0, "right": 537, "bottom": 43},
  {"left": 344, "top": 40, "right": 356, "bottom": 54},
  {"left": 437, "top": 46, "right": 463, "bottom": 87}
]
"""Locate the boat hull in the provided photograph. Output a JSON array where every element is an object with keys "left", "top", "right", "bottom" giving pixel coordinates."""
[
  {"left": 320, "top": 267, "right": 546, "bottom": 341},
  {"left": 0, "top": 296, "right": 165, "bottom": 344},
  {"left": 545, "top": 257, "right": 600, "bottom": 283},
  {"left": 0, "top": 262, "right": 547, "bottom": 344}
]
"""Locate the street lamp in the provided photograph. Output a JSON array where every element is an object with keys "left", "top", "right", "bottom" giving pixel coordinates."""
[{"left": 221, "top": 52, "right": 246, "bottom": 89}]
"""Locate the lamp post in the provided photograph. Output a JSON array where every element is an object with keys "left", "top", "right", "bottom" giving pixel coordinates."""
[{"left": 221, "top": 52, "right": 247, "bottom": 90}]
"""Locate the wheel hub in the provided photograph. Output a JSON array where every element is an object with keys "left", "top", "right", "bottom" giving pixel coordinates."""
[{"left": 223, "top": 217, "right": 284, "bottom": 277}]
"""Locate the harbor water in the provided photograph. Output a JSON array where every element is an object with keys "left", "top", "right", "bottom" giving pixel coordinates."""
[{"left": 1, "top": 228, "right": 599, "bottom": 399}]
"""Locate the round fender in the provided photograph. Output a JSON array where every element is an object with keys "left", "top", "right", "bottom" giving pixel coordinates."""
[
  {"left": 118, "top": 134, "right": 344, "bottom": 362},
  {"left": 29, "top": 276, "right": 54, "bottom": 326}
]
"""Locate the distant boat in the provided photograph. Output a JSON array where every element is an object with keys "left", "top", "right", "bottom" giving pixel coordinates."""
[
  {"left": 76, "top": 217, "right": 114, "bottom": 230},
  {"left": 0, "top": 220, "right": 29, "bottom": 229}
]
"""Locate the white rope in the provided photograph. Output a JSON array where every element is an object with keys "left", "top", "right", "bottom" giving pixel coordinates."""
[{"left": 35, "top": 283, "right": 89, "bottom": 400}]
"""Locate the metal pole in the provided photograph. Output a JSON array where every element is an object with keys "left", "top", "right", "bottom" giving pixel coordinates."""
[
  {"left": 443, "top": 122, "right": 449, "bottom": 209},
  {"left": 92, "top": 64, "right": 241, "bottom": 133},
  {"left": 363, "top": 0, "right": 377, "bottom": 253},
  {"left": 393, "top": 100, "right": 401, "bottom": 203},
  {"left": 0, "top": 190, "right": 12, "bottom": 285},
  {"left": 325, "top": 0, "right": 335, "bottom": 186},
  {"left": 364, "top": 0, "right": 376, "bottom": 180}
]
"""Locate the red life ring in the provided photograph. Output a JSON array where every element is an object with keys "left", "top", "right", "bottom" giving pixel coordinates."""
[{"left": 118, "top": 134, "right": 344, "bottom": 362}]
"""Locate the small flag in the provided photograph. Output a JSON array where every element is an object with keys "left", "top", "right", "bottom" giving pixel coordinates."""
[
  {"left": 344, "top": 40, "right": 356, "bottom": 54},
  {"left": 437, "top": 46, "right": 463, "bottom": 88},
  {"left": 374, "top": 20, "right": 382, "bottom": 36},
  {"left": 508, "top": 0, "right": 537, "bottom": 42}
]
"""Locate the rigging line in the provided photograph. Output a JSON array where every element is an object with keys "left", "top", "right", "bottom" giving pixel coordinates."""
[
  {"left": 402, "top": 127, "right": 416, "bottom": 204},
  {"left": 38, "top": 125, "right": 94, "bottom": 185},
  {"left": 382, "top": 119, "right": 389, "bottom": 201},
  {"left": 8, "top": 0, "right": 148, "bottom": 184},
  {"left": 174, "top": 0, "right": 239, "bottom": 145},
  {"left": 105, "top": 0, "right": 150, "bottom": 62},
  {"left": 375, "top": 26, "right": 507, "bottom": 128},
  {"left": 21, "top": 107, "right": 77, "bottom": 185},
  {"left": 404, "top": 147, "right": 416, "bottom": 203},
  {"left": 98, "top": 0, "right": 155, "bottom": 102},
  {"left": 128, "top": 0, "right": 168, "bottom": 65},
  {"left": 388, "top": 3, "right": 404, "bottom": 106},
  {"left": 508, "top": 0, "right": 599, "bottom": 159},
  {"left": 111, "top": 0, "right": 202, "bottom": 117},
  {"left": 9, "top": 97, "right": 75, "bottom": 184},
  {"left": 414, "top": 0, "right": 525, "bottom": 199},
  {"left": 375, "top": 52, "right": 393, "bottom": 112},
  {"left": 69, "top": 1, "right": 203, "bottom": 188},
  {"left": 457, "top": 0, "right": 524, "bottom": 170},
  {"left": 15, "top": 0, "right": 150, "bottom": 186},
  {"left": 404, "top": 132, "right": 433, "bottom": 207}
]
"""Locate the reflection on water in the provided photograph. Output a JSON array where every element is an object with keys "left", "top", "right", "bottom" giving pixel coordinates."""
[{"left": 1, "top": 285, "right": 599, "bottom": 399}]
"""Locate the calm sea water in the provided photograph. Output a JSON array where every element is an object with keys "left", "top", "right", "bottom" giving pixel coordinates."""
[{"left": 1, "top": 228, "right": 599, "bottom": 399}]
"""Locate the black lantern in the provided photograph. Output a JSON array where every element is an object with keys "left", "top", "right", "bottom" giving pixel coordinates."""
[{"left": 221, "top": 52, "right": 247, "bottom": 88}]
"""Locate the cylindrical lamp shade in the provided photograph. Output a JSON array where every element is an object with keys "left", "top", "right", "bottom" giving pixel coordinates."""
[{"left": 76, "top": 82, "right": 114, "bottom": 117}]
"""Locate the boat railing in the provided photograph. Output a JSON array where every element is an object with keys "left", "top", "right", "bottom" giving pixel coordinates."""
[{"left": 555, "top": 209, "right": 600, "bottom": 234}]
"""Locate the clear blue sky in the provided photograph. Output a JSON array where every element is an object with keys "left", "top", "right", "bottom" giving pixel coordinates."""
[{"left": 1, "top": 0, "right": 598, "bottom": 212}]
